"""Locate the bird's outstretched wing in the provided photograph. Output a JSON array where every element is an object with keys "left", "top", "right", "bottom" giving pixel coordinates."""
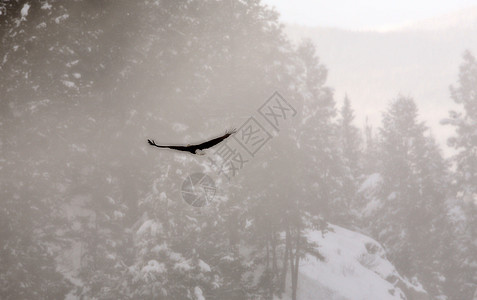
[
  {"left": 194, "top": 128, "right": 237, "bottom": 150},
  {"left": 147, "top": 139, "right": 192, "bottom": 153}
]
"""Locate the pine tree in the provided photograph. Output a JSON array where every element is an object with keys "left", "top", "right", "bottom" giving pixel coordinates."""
[
  {"left": 377, "top": 97, "right": 425, "bottom": 271},
  {"left": 262, "top": 39, "right": 337, "bottom": 299},
  {"left": 362, "top": 117, "right": 380, "bottom": 175},
  {"left": 441, "top": 50, "right": 477, "bottom": 299},
  {"left": 371, "top": 96, "right": 450, "bottom": 297},
  {"left": 337, "top": 95, "right": 361, "bottom": 223},
  {"left": 295, "top": 39, "right": 341, "bottom": 219}
]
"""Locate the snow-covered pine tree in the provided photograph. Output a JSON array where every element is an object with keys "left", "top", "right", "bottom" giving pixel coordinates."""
[
  {"left": 371, "top": 96, "right": 450, "bottom": 298},
  {"left": 377, "top": 97, "right": 427, "bottom": 272},
  {"left": 0, "top": 142, "right": 72, "bottom": 299},
  {"left": 337, "top": 95, "right": 362, "bottom": 223},
  {"left": 266, "top": 39, "right": 338, "bottom": 300},
  {"left": 125, "top": 162, "right": 217, "bottom": 300},
  {"left": 441, "top": 50, "right": 477, "bottom": 300},
  {"left": 294, "top": 39, "right": 341, "bottom": 219}
]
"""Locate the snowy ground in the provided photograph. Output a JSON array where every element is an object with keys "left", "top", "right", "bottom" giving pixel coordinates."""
[{"left": 279, "top": 224, "right": 428, "bottom": 300}]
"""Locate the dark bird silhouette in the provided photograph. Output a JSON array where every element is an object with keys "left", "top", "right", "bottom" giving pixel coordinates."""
[{"left": 147, "top": 129, "right": 237, "bottom": 155}]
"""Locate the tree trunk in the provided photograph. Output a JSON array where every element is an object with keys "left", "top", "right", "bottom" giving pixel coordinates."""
[
  {"left": 272, "top": 230, "right": 278, "bottom": 273},
  {"left": 279, "top": 227, "right": 290, "bottom": 295},
  {"left": 291, "top": 230, "right": 301, "bottom": 300},
  {"left": 288, "top": 229, "right": 296, "bottom": 300},
  {"left": 266, "top": 232, "right": 273, "bottom": 300}
]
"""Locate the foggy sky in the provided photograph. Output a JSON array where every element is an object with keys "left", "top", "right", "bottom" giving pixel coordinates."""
[{"left": 263, "top": 0, "right": 477, "bottom": 30}]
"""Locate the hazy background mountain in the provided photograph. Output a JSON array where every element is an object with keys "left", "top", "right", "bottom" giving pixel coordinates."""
[
  {"left": 395, "top": 5, "right": 477, "bottom": 31},
  {"left": 284, "top": 6, "right": 477, "bottom": 155}
]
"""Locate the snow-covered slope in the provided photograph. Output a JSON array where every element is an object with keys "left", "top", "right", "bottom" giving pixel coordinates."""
[{"left": 280, "top": 224, "right": 427, "bottom": 300}]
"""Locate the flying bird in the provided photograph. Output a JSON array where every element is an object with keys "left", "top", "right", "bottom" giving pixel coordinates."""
[{"left": 147, "top": 129, "right": 237, "bottom": 155}]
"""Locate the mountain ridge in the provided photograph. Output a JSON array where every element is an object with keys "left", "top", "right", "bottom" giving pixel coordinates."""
[
  {"left": 283, "top": 10, "right": 477, "bottom": 156},
  {"left": 388, "top": 5, "right": 477, "bottom": 32}
]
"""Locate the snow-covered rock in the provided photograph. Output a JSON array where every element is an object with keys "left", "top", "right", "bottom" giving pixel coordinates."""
[{"left": 280, "top": 224, "right": 428, "bottom": 300}]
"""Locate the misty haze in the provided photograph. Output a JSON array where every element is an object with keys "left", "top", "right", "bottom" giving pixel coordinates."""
[{"left": 0, "top": 1, "right": 476, "bottom": 299}]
